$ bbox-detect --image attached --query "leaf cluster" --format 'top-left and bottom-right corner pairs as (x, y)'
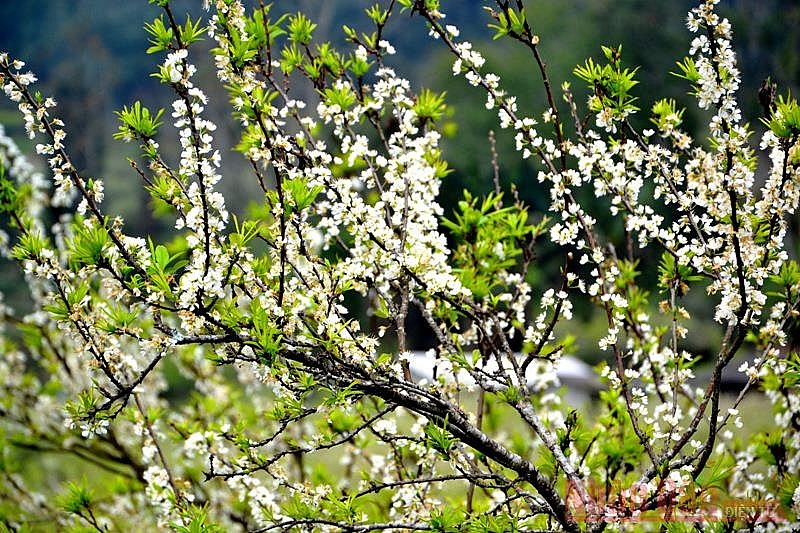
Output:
(442, 190), (545, 299)
(574, 45), (639, 117)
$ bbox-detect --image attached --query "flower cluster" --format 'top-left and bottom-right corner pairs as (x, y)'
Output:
(1, 54), (78, 207)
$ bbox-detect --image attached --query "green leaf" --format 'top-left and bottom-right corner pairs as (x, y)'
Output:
(114, 101), (164, 140)
(672, 56), (700, 83)
(658, 251), (702, 296)
(154, 244), (170, 269)
(287, 12), (316, 45)
(68, 218), (110, 269)
(506, 7), (526, 34)
(250, 300), (283, 362)
(147, 239), (187, 274)
(229, 215), (260, 247)
(365, 3), (389, 25)
(322, 82), (357, 110)
(61, 481), (93, 514)
(346, 50), (373, 78)
(280, 42), (304, 73)
(11, 230), (51, 261)
(226, 27), (259, 68)
(413, 88), (448, 123)
(171, 504), (225, 533)
(573, 57), (603, 86)
(696, 455), (734, 492)
(762, 92), (800, 139)
(574, 46), (639, 116)
(316, 42), (344, 74)
(424, 416), (457, 456)
(179, 15), (206, 46)
(144, 15), (173, 54)
(372, 297), (390, 319)
(97, 303), (141, 334)
(284, 177), (324, 212)
(442, 190), (542, 299)
(429, 507), (464, 532)
(651, 98), (685, 131)
(64, 389), (100, 422)
(487, 9), (510, 40)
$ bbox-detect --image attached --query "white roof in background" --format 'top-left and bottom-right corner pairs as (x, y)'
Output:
(405, 351), (600, 392)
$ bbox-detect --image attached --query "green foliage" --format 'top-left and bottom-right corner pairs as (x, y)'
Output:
(172, 505), (225, 533)
(60, 481), (93, 515)
(651, 98), (685, 131)
(442, 190), (545, 299)
(145, 13), (205, 54)
(279, 42), (303, 73)
(97, 303), (141, 334)
(347, 51), (372, 78)
(247, 6), (288, 49)
(43, 282), (90, 321)
(672, 56), (700, 84)
(429, 507), (464, 532)
(315, 42), (345, 76)
(695, 455), (735, 492)
(763, 92), (800, 140)
(68, 218), (110, 269)
(322, 84), (357, 111)
(413, 88), (448, 124)
(144, 238), (186, 296)
(754, 430), (786, 468)
(10, 229), (49, 261)
(365, 3), (389, 26)
(63, 390), (101, 428)
(228, 215), (260, 248)
(574, 45), (639, 116)
(283, 177), (323, 212)
(486, 6), (527, 40)
(424, 416), (457, 457)
(250, 297), (284, 363)
(177, 15), (206, 47)
(144, 15), (174, 54)
(767, 259), (800, 303)
(593, 389), (643, 477)
(0, 166), (27, 222)
(286, 12), (316, 46)
(658, 251), (703, 297)
(114, 101), (164, 140)
(465, 513), (520, 533)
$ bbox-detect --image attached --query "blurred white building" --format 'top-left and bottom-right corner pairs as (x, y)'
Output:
(406, 351), (601, 405)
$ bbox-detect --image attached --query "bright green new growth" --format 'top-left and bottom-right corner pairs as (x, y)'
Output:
(574, 45), (640, 116)
(114, 101), (164, 140)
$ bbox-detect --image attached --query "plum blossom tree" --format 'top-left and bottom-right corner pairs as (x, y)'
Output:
(1, 0), (800, 531)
